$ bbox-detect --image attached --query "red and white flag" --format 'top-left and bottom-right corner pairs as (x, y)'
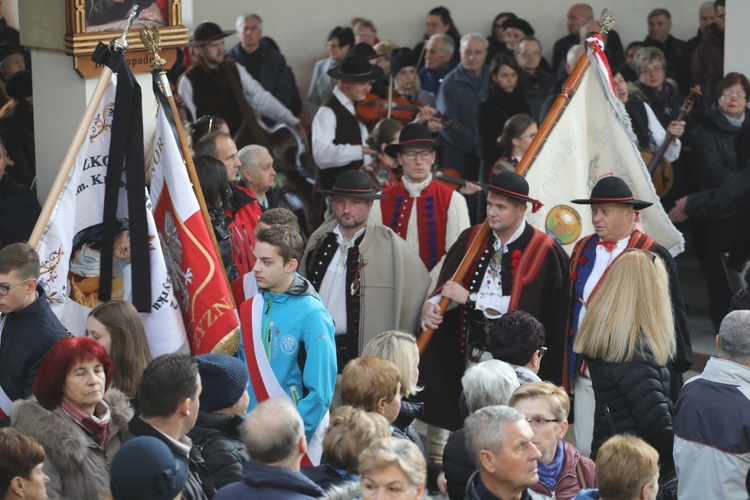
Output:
(149, 88), (240, 354)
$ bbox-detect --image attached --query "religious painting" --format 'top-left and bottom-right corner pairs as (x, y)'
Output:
(85, 0), (168, 33)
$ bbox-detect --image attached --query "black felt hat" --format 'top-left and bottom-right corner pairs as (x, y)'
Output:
(477, 171), (543, 213)
(351, 42), (378, 61)
(327, 53), (384, 81)
(187, 21), (235, 47)
(5, 70), (31, 99)
(317, 169), (387, 199)
(384, 123), (440, 158)
(571, 176), (653, 209)
(390, 47), (418, 77)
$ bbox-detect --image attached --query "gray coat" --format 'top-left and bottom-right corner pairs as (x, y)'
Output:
(11, 389), (133, 500)
(307, 58), (335, 117)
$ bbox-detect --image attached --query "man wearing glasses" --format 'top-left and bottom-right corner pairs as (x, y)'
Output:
(370, 123), (478, 276)
(0, 243), (67, 423)
(515, 36), (556, 122)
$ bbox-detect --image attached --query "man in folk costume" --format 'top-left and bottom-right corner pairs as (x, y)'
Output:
(419, 172), (570, 432)
(178, 22), (304, 143)
(567, 176), (693, 457)
(311, 53), (382, 190)
(300, 170), (431, 372)
(369, 123), (478, 279)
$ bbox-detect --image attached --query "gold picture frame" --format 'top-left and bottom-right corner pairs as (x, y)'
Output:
(65, 0), (188, 77)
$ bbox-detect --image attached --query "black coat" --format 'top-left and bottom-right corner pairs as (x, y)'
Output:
(443, 427), (474, 500)
(0, 286), (67, 422)
(478, 86), (530, 171)
(188, 411), (249, 490)
(391, 397), (442, 492)
(129, 416), (216, 500)
(0, 176), (40, 247)
(587, 345), (674, 477)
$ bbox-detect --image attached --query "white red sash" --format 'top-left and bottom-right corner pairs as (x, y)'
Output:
(241, 294), (328, 465)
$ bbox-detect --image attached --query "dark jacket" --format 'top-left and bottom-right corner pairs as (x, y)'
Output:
(466, 470), (551, 500)
(129, 416), (216, 500)
(392, 397), (442, 492)
(443, 427), (474, 500)
(188, 411), (249, 490)
(0, 286), (67, 412)
(0, 175), (40, 246)
(642, 34), (688, 94)
(478, 85), (531, 169)
(518, 69), (556, 122)
(587, 345), (674, 477)
(692, 23), (724, 108)
(214, 459), (324, 499)
(300, 464), (355, 491)
(531, 442), (596, 500)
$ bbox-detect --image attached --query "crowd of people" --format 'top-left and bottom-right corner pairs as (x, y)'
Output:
(1, 1), (750, 499)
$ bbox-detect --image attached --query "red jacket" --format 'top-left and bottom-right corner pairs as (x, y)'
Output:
(531, 442), (596, 500)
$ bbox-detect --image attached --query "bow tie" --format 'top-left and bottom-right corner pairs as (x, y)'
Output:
(597, 241), (617, 252)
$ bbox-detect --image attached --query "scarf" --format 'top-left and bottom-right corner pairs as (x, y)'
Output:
(636, 80), (677, 118)
(61, 398), (111, 448)
(537, 442), (565, 491)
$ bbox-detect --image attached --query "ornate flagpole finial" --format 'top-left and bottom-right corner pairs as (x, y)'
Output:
(599, 9), (616, 35)
(111, 4), (139, 53)
(140, 26), (167, 71)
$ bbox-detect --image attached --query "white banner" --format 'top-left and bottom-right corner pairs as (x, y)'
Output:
(524, 52), (684, 256)
(35, 73), (188, 357)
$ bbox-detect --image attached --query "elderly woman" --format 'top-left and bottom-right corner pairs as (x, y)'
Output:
(11, 337), (133, 500)
(86, 300), (152, 400)
(359, 437), (427, 500)
(574, 250), (676, 494)
(510, 382), (596, 499)
(632, 47), (684, 128)
(303, 405), (390, 492)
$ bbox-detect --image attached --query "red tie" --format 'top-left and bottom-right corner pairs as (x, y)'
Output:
(597, 241), (617, 252)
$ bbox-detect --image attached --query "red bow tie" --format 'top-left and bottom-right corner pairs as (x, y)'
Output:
(597, 241), (617, 252)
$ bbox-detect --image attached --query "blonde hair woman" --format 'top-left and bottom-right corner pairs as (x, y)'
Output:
(359, 437), (426, 500)
(573, 249), (676, 491)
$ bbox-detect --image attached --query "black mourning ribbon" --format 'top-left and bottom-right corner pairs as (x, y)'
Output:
(91, 42), (151, 312)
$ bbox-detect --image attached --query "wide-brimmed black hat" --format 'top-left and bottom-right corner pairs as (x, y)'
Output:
(5, 70), (31, 99)
(390, 47), (418, 77)
(351, 42), (378, 61)
(187, 21), (235, 47)
(571, 176), (653, 209)
(384, 123), (440, 158)
(317, 170), (387, 199)
(477, 172), (544, 213)
(327, 53), (384, 81)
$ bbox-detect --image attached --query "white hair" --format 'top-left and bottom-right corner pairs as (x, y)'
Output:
(462, 360), (520, 413)
(459, 33), (489, 52)
(429, 33), (454, 54)
(238, 144), (270, 173)
(464, 405), (526, 468)
(236, 13), (263, 31)
(566, 44), (585, 68)
(719, 311), (750, 363)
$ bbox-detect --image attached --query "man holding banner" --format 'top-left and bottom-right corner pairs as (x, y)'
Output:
(567, 176), (692, 456)
(418, 172), (569, 432)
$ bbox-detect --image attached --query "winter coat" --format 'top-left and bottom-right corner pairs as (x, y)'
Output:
(587, 345), (674, 477)
(188, 411), (248, 490)
(129, 415), (216, 500)
(214, 459), (324, 499)
(318, 481), (361, 500)
(0, 174), (40, 246)
(530, 442), (596, 500)
(0, 286), (68, 409)
(465, 471), (551, 499)
(391, 397), (442, 492)
(478, 85), (531, 169)
(301, 464), (356, 491)
(11, 389), (133, 500)
(443, 427), (474, 500)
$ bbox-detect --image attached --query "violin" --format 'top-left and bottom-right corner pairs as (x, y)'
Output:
(433, 168), (470, 191)
(355, 93), (423, 124)
(640, 86), (701, 197)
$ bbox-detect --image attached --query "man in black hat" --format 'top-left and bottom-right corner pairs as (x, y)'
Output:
(310, 53), (383, 190)
(567, 175), (692, 457)
(178, 21), (304, 145)
(418, 171), (569, 433)
(369, 123), (476, 275)
(301, 170), (430, 371)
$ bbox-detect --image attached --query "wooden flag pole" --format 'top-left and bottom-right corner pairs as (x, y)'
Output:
(417, 30), (595, 355)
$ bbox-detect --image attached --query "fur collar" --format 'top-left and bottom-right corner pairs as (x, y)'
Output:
(627, 77), (680, 103)
(11, 388), (133, 472)
(319, 480), (361, 500)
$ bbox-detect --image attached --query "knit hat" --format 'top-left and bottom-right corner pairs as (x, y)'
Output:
(390, 47), (418, 77)
(110, 436), (189, 500)
(195, 353), (249, 412)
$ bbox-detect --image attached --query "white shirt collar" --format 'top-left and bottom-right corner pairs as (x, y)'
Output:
(332, 85), (355, 114)
(493, 220), (526, 250)
(403, 174), (433, 197)
(334, 225), (366, 242)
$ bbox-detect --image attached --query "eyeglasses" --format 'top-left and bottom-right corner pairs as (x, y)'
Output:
(640, 66), (665, 75)
(519, 51), (541, 57)
(356, 32), (376, 39)
(527, 417), (560, 428)
(722, 91), (747, 100)
(401, 150), (434, 161)
(0, 279), (32, 297)
(538, 346), (548, 357)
